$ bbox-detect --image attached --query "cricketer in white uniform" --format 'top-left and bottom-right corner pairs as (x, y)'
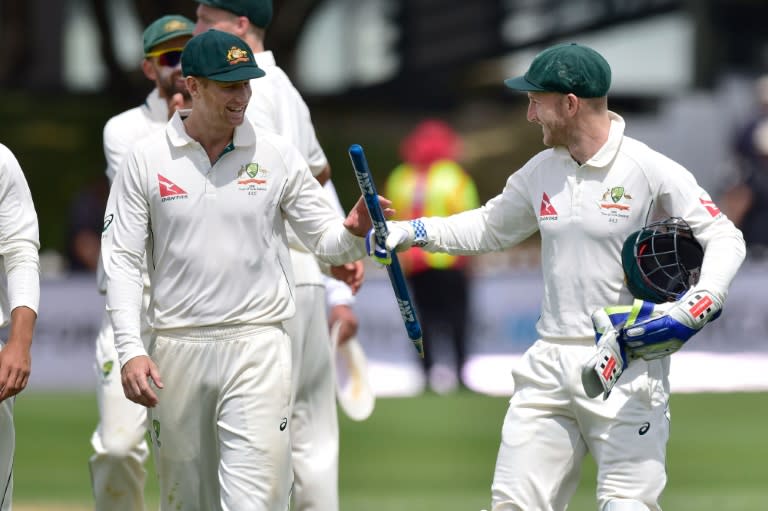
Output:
(89, 15), (195, 511)
(103, 30), (371, 511)
(0, 144), (40, 511)
(194, 3), (361, 509)
(379, 44), (746, 511)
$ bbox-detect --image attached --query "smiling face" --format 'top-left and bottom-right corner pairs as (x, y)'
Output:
(526, 91), (571, 148)
(189, 76), (252, 130)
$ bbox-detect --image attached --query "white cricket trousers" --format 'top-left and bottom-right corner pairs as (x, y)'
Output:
(283, 284), (339, 511)
(0, 343), (12, 511)
(148, 324), (293, 511)
(89, 311), (149, 511)
(491, 339), (669, 511)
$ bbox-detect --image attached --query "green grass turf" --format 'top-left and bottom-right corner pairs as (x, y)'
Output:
(10, 391), (768, 510)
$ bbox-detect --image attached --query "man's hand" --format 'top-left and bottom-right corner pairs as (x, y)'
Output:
(365, 219), (429, 264)
(330, 261), (364, 294)
(343, 195), (394, 237)
(121, 355), (164, 408)
(0, 306), (36, 402)
(329, 305), (359, 347)
(0, 341), (31, 403)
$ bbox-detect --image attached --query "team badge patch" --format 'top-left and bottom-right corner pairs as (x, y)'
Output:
(227, 46), (250, 65)
(238, 163), (268, 192)
(598, 185), (632, 220)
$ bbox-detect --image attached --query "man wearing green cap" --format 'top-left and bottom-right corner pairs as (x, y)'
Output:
(374, 43), (746, 511)
(194, 3), (363, 510)
(102, 29), (377, 511)
(90, 14), (194, 511)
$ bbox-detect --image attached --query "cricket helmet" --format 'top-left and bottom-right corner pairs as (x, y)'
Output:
(621, 217), (704, 303)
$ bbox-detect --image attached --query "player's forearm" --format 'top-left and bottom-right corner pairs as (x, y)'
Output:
(5, 248), (40, 315)
(698, 230), (746, 301)
(107, 274), (146, 366)
(6, 306), (37, 351)
(312, 226), (368, 266)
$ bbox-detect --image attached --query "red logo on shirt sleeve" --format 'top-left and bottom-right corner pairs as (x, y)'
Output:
(699, 197), (721, 217)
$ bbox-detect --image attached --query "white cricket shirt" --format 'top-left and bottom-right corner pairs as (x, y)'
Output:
(104, 113), (366, 365)
(0, 144), (40, 327)
(420, 112), (745, 340)
(97, 89), (166, 293)
(247, 51), (333, 287)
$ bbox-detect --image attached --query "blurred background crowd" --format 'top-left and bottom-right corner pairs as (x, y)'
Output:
(4, 0), (768, 278)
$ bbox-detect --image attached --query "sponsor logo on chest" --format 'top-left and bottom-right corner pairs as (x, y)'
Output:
(539, 192), (558, 220)
(158, 174), (188, 202)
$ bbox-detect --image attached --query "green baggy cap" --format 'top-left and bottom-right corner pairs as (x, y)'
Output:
(504, 43), (611, 98)
(197, 0), (273, 28)
(143, 15), (195, 54)
(182, 29), (265, 82)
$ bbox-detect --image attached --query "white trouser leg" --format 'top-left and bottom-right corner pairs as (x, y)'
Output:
(491, 342), (587, 511)
(0, 390), (13, 511)
(150, 325), (293, 511)
(284, 285), (339, 511)
(603, 500), (651, 510)
(89, 312), (149, 511)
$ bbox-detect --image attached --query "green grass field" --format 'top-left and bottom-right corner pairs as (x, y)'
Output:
(10, 391), (768, 510)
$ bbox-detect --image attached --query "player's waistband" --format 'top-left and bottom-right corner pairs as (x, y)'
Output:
(155, 323), (284, 342)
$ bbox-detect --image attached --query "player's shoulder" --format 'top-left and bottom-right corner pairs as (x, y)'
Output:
(253, 127), (298, 155)
(103, 104), (154, 141)
(619, 134), (688, 176)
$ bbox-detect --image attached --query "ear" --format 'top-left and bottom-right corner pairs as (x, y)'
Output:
(564, 93), (580, 116)
(234, 15), (251, 37)
(141, 59), (157, 82)
(186, 76), (200, 98)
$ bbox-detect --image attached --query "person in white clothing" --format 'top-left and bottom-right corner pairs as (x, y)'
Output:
(102, 29), (376, 511)
(89, 15), (195, 511)
(377, 43), (746, 511)
(0, 144), (40, 511)
(194, 3), (363, 509)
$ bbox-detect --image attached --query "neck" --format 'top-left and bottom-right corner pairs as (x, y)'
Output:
(568, 113), (612, 165)
(184, 113), (235, 164)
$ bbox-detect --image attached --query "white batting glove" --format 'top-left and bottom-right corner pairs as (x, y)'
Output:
(582, 308), (628, 400)
(365, 219), (429, 265)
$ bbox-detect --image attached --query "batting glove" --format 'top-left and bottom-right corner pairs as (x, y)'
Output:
(582, 307), (629, 399)
(621, 289), (722, 360)
(365, 219), (429, 265)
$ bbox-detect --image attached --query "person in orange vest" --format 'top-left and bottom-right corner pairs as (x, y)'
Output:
(384, 119), (480, 393)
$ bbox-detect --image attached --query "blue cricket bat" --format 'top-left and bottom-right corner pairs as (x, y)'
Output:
(348, 144), (425, 358)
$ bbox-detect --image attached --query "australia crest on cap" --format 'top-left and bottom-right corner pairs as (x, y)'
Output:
(164, 19), (190, 33)
(227, 46), (250, 65)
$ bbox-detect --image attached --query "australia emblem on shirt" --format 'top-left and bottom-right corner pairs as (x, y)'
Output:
(597, 186), (632, 220)
(238, 163), (268, 192)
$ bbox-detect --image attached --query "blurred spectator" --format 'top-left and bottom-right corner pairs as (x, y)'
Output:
(66, 176), (108, 272)
(721, 75), (768, 258)
(384, 119), (480, 393)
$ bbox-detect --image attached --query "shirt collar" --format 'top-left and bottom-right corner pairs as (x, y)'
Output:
(145, 88), (170, 123)
(252, 50), (275, 70)
(583, 111), (626, 168)
(166, 110), (257, 149)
